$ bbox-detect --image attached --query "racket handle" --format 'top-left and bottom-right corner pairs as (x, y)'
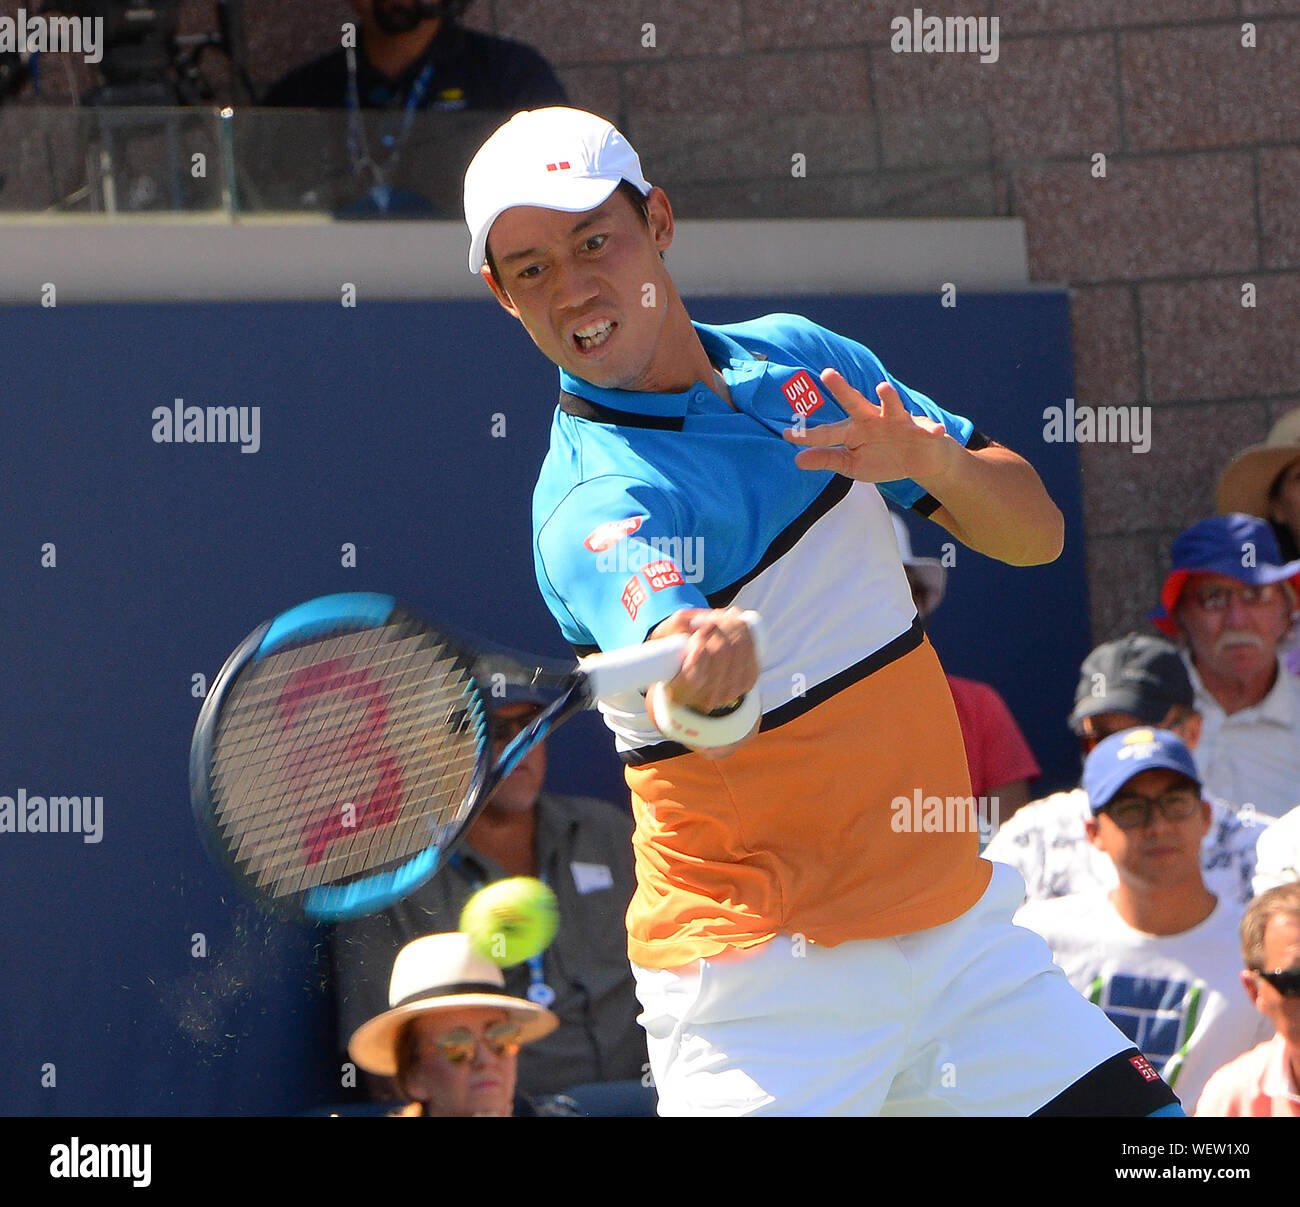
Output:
(579, 610), (763, 700)
(580, 634), (688, 700)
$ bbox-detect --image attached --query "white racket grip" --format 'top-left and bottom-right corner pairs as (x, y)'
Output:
(579, 610), (764, 702)
(579, 633), (688, 701)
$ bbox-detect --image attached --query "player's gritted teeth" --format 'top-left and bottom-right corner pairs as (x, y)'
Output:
(572, 318), (616, 353)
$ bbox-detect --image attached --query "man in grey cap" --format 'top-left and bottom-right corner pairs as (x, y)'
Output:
(984, 633), (1271, 904)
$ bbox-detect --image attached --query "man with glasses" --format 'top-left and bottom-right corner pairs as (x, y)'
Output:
(1151, 513), (1300, 818)
(1195, 883), (1300, 1116)
(985, 633), (1269, 905)
(333, 687), (647, 1105)
(1015, 728), (1272, 1110)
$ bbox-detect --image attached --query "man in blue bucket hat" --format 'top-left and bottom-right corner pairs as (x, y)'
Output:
(1149, 514), (1300, 818)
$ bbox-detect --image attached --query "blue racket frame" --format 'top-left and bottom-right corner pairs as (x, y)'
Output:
(190, 592), (494, 923)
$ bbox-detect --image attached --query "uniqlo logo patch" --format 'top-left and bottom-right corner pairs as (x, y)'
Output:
(583, 515), (646, 553)
(545, 161), (572, 172)
(782, 370), (825, 418)
(621, 575), (646, 620)
(1129, 1054), (1159, 1083)
(643, 560), (683, 591)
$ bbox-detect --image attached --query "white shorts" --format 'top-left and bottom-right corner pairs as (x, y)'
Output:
(633, 862), (1137, 1116)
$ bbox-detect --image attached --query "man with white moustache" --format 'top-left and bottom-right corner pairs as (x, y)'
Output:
(1149, 514), (1300, 819)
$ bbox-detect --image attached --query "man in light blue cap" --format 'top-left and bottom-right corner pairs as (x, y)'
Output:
(1016, 727), (1272, 1111)
(1149, 513), (1300, 818)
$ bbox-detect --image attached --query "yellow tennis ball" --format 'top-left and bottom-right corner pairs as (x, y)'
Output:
(459, 876), (559, 968)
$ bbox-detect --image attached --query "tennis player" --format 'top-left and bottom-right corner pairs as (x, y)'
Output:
(462, 107), (1183, 1117)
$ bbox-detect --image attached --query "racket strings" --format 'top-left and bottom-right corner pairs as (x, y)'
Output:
(217, 643), (479, 895)
(208, 622), (486, 900)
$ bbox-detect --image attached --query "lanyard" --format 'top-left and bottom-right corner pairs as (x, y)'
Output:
(344, 45), (435, 213)
(450, 853), (556, 1008)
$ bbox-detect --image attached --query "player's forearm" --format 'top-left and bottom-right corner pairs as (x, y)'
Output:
(917, 441), (1064, 566)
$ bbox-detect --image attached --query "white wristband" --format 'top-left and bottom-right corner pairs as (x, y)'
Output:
(649, 682), (762, 749)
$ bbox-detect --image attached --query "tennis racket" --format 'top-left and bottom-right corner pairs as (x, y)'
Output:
(190, 591), (759, 923)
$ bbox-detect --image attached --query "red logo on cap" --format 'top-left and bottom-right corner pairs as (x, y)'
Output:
(584, 515), (646, 553)
(621, 576), (646, 620)
(1129, 1054), (1159, 1082)
(545, 161), (572, 172)
(783, 370), (825, 419)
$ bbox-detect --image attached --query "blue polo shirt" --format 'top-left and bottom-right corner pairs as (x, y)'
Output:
(530, 311), (994, 964)
(533, 311), (977, 658)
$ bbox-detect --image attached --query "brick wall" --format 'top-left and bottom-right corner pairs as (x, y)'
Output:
(9, 0), (1296, 643)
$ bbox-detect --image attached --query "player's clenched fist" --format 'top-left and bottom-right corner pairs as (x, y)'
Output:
(645, 607), (761, 758)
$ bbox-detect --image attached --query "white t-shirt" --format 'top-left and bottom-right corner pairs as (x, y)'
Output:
(984, 787), (1271, 905)
(1187, 655), (1300, 819)
(1014, 890), (1272, 1111)
(1253, 803), (1300, 894)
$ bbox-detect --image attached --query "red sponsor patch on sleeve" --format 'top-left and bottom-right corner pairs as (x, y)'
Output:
(782, 370), (825, 419)
(1129, 1054), (1160, 1083)
(583, 515), (646, 553)
(621, 575), (646, 620)
(643, 559), (684, 592)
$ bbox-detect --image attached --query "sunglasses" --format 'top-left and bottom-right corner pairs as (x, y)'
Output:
(1101, 789), (1201, 831)
(1253, 966), (1300, 998)
(425, 1021), (522, 1064)
(491, 708), (545, 744)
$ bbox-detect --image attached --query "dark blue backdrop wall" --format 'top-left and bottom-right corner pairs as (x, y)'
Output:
(0, 290), (1086, 1115)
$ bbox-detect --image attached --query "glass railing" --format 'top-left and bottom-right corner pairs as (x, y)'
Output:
(0, 105), (506, 217)
(0, 104), (1000, 221)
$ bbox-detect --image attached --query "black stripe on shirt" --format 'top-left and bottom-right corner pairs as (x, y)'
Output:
(705, 475), (853, 608)
(558, 390), (684, 432)
(620, 615), (925, 766)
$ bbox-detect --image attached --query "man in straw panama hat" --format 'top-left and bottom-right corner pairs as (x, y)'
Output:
(1216, 406), (1300, 562)
(348, 932), (571, 1117)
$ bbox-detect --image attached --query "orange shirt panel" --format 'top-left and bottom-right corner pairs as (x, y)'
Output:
(625, 637), (993, 969)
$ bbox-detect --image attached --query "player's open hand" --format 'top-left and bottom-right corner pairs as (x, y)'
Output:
(783, 370), (954, 488)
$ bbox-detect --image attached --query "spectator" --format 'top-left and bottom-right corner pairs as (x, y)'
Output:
(348, 931), (573, 1117)
(984, 633), (1268, 905)
(1150, 514), (1300, 818)
(1216, 407), (1300, 676)
(333, 689), (647, 1102)
(1195, 883), (1300, 1117)
(1216, 406), (1300, 563)
(891, 511), (1039, 819)
(1015, 728), (1272, 1111)
(260, 2), (568, 215)
(262, 2), (567, 113)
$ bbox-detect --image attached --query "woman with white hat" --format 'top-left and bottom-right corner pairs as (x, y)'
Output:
(348, 932), (563, 1117)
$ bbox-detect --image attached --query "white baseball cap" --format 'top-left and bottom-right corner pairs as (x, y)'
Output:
(463, 107), (652, 274)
